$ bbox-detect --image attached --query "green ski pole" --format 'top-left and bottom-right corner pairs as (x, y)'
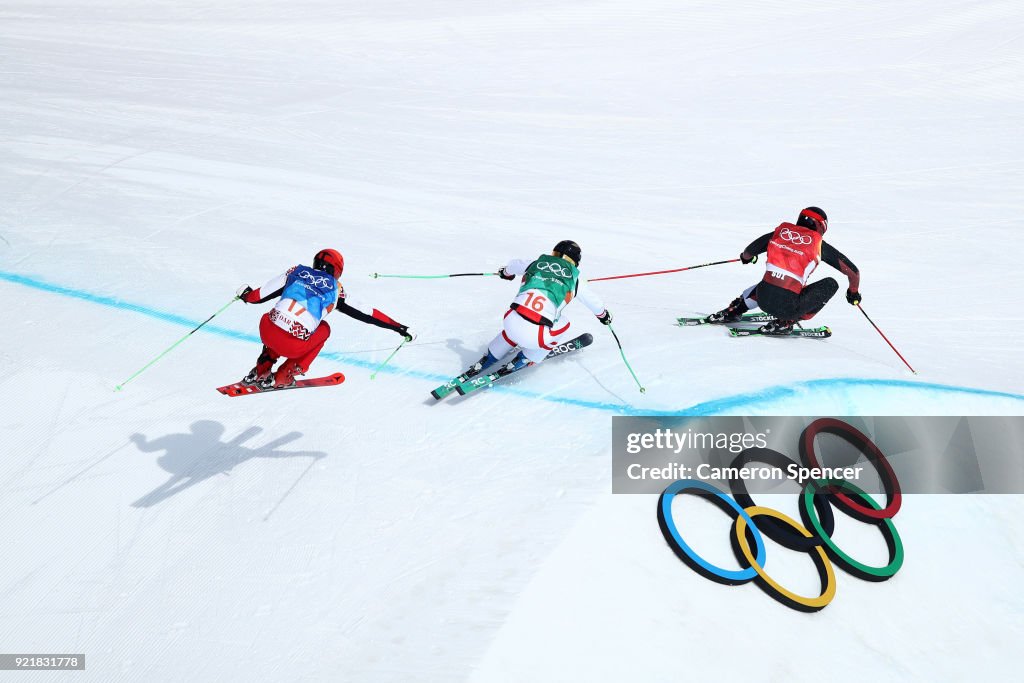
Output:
(607, 324), (646, 393)
(115, 295), (239, 391)
(370, 339), (409, 379)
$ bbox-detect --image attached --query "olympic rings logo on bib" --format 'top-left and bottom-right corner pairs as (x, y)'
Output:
(536, 261), (573, 278)
(779, 228), (813, 245)
(656, 418), (904, 612)
(299, 270), (332, 288)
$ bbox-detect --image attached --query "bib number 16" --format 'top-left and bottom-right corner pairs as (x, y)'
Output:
(523, 292), (547, 312)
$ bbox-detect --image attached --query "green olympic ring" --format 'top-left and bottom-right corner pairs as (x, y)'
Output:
(801, 479), (904, 581)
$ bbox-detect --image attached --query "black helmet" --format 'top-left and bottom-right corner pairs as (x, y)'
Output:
(796, 207), (828, 234)
(553, 240), (582, 266)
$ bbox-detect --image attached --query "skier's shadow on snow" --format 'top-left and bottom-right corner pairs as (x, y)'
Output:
(130, 421), (326, 508)
(445, 337), (483, 367)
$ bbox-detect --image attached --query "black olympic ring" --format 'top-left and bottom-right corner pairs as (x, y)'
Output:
(727, 447), (835, 551)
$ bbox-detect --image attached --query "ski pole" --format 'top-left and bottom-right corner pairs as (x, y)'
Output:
(115, 295), (240, 391)
(856, 304), (917, 374)
(589, 259), (740, 283)
(607, 324), (646, 393)
(370, 272), (498, 280)
(370, 339), (408, 379)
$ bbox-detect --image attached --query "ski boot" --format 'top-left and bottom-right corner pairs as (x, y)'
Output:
(261, 359), (303, 390)
(462, 351), (500, 380)
(705, 297), (749, 324)
(243, 349), (277, 385)
(758, 319), (795, 335)
(496, 351), (532, 377)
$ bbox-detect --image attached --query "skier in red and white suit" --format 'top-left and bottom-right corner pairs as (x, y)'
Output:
(706, 207), (861, 335)
(236, 248), (414, 388)
(456, 240), (611, 380)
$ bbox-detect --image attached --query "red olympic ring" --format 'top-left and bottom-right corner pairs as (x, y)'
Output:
(801, 418), (901, 521)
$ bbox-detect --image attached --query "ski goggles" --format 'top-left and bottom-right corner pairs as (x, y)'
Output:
(799, 208), (828, 233)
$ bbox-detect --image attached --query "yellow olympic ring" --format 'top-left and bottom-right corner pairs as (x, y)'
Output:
(733, 506), (837, 613)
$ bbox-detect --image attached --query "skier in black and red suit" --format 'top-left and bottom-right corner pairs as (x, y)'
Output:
(706, 207), (861, 335)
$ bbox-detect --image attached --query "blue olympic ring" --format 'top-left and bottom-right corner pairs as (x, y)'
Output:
(657, 480), (766, 585)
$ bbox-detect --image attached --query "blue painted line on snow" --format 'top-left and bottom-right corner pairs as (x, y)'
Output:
(3, 269), (1024, 415)
(675, 377), (1024, 416)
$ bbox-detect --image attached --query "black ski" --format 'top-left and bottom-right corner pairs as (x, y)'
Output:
(677, 312), (776, 326)
(729, 326), (832, 339)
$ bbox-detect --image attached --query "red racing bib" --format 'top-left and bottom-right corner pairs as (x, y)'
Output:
(763, 222), (822, 293)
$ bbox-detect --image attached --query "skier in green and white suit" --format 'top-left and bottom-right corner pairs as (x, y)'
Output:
(465, 240), (612, 378)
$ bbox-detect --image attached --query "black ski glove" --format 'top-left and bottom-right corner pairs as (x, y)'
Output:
(397, 325), (416, 342)
(497, 267), (516, 281)
(597, 310), (613, 325)
(741, 252), (758, 265)
(236, 285), (254, 302)
(846, 289), (862, 306)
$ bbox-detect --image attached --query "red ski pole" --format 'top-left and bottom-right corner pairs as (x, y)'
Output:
(856, 304), (917, 374)
(589, 259), (739, 283)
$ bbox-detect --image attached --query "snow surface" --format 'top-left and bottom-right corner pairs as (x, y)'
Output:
(1, 1), (1022, 681)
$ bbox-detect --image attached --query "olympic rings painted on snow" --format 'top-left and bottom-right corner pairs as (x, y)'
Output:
(801, 418), (902, 521)
(656, 419), (904, 611)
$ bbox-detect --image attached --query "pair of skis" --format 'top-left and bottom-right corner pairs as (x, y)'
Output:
(677, 312), (831, 339)
(216, 333), (594, 399)
(217, 373), (345, 397)
(430, 333), (594, 400)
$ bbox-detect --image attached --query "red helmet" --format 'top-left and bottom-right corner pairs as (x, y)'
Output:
(313, 249), (344, 277)
(797, 207), (828, 234)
